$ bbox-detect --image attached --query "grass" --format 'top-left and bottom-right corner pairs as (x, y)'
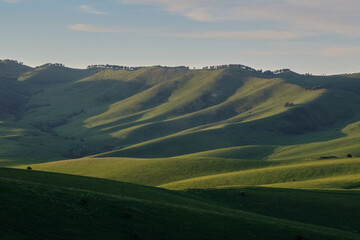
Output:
(1, 168), (359, 240)
(160, 158), (360, 190)
(188, 186), (360, 233)
(0, 60), (31, 79)
(26, 156), (280, 186)
(2, 62), (360, 239)
(0, 64), (359, 162)
(27, 156), (360, 192)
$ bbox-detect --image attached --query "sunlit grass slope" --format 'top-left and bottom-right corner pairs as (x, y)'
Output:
(29, 156), (360, 191)
(28, 156), (280, 186)
(0, 63), (359, 163)
(1, 168), (359, 240)
(160, 158), (360, 190)
(97, 85), (360, 158)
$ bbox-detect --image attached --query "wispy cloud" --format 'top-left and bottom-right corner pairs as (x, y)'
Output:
(242, 49), (314, 56)
(68, 23), (302, 40)
(68, 24), (119, 33)
(2, 0), (21, 3)
(321, 47), (360, 57)
(79, 5), (108, 15)
(67, 24), (154, 34)
(174, 30), (303, 40)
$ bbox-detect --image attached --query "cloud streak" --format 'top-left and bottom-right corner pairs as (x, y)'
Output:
(174, 31), (303, 40)
(67, 24), (155, 34)
(68, 24), (117, 33)
(2, 0), (21, 3)
(68, 23), (303, 40)
(79, 5), (107, 15)
(321, 47), (360, 57)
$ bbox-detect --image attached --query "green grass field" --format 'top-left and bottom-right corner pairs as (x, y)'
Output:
(1, 61), (360, 239)
(1, 168), (359, 240)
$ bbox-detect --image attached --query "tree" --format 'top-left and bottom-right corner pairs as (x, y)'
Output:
(284, 102), (294, 108)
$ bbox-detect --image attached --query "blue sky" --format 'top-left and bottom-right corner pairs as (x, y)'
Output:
(1, 0), (359, 74)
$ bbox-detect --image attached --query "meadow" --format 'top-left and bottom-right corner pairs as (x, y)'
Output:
(1, 60), (360, 239)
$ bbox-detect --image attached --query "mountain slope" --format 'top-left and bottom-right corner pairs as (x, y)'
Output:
(0, 62), (359, 164)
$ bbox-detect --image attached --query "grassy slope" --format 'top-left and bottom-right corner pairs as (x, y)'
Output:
(27, 115), (360, 190)
(30, 156), (360, 190)
(0, 60), (32, 79)
(188, 187), (360, 234)
(0, 77), (29, 117)
(160, 158), (360, 190)
(27, 156), (280, 186)
(96, 86), (360, 158)
(2, 64), (360, 239)
(1, 65), (360, 163)
(0, 66), (194, 162)
(1, 168), (358, 240)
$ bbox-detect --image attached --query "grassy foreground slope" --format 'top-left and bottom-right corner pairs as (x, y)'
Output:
(1, 168), (359, 240)
(30, 156), (360, 190)
(188, 187), (360, 234)
(160, 157), (360, 189)
(29, 121), (360, 189)
(28, 156), (279, 186)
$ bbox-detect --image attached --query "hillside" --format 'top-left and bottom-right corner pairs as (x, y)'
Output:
(0, 59), (32, 79)
(0, 63), (359, 163)
(1, 61), (360, 239)
(1, 168), (359, 240)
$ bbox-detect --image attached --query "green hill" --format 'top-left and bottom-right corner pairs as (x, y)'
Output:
(1, 61), (360, 239)
(0, 63), (359, 163)
(1, 168), (359, 240)
(0, 59), (32, 79)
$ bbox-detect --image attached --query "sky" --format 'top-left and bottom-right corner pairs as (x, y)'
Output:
(0, 0), (360, 75)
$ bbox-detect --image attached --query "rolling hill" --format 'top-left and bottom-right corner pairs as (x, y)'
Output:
(0, 62), (359, 163)
(1, 60), (360, 239)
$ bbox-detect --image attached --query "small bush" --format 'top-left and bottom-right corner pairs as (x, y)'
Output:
(284, 102), (294, 108)
(347, 154), (353, 158)
(26, 166), (32, 170)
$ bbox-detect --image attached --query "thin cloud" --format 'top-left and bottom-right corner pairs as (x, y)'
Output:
(242, 49), (314, 56)
(67, 24), (154, 34)
(67, 24), (302, 40)
(2, 0), (21, 3)
(79, 5), (108, 15)
(68, 22), (306, 41)
(322, 47), (360, 57)
(68, 24), (118, 33)
(174, 30), (303, 40)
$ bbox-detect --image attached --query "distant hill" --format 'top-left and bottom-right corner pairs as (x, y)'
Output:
(0, 59), (32, 79)
(0, 61), (359, 162)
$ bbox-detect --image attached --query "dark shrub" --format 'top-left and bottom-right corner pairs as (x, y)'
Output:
(284, 102), (294, 108)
